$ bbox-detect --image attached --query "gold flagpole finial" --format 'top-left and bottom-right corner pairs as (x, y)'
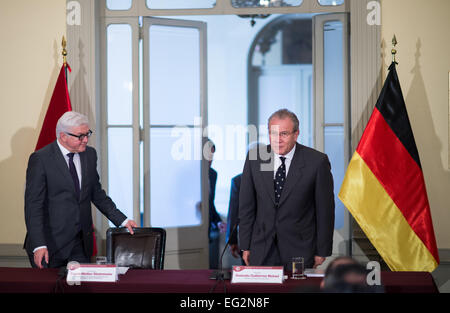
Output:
(391, 34), (398, 64)
(62, 36), (67, 66)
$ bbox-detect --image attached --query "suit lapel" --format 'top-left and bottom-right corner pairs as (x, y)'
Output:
(258, 148), (276, 205)
(51, 141), (76, 194)
(278, 143), (305, 206)
(79, 150), (88, 200)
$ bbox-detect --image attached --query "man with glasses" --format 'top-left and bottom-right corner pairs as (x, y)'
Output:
(24, 111), (137, 268)
(239, 109), (335, 269)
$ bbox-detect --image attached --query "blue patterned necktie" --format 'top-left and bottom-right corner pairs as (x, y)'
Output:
(67, 153), (80, 199)
(274, 157), (286, 205)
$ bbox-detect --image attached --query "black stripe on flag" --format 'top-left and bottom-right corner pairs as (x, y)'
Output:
(374, 62), (421, 168)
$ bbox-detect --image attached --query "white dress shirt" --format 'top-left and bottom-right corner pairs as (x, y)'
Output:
(57, 139), (82, 189)
(273, 144), (296, 179)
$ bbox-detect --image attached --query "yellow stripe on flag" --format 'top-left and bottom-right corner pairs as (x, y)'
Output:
(339, 153), (438, 272)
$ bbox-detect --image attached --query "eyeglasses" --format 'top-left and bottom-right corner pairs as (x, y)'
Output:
(65, 129), (93, 141)
(269, 130), (295, 138)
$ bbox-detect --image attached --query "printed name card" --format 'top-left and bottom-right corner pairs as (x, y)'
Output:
(231, 266), (284, 284)
(67, 264), (118, 284)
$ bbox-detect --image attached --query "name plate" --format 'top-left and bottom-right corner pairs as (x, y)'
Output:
(231, 266), (284, 284)
(67, 264), (118, 284)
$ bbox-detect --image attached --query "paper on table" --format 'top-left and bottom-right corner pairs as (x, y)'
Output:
(117, 267), (129, 275)
(304, 268), (325, 277)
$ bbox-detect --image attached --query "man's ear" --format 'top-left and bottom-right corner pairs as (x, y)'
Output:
(58, 132), (66, 142)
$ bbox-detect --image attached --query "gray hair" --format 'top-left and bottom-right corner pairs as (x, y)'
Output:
(267, 109), (300, 132)
(56, 111), (89, 139)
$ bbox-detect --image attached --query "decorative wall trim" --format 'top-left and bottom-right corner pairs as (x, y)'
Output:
(438, 248), (450, 264)
(66, 0), (105, 254)
(348, 0), (382, 259)
(349, 0), (382, 150)
(0, 244), (30, 268)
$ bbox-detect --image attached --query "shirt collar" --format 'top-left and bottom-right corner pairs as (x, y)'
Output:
(274, 144), (296, 161)
(56, 139), (72, 157)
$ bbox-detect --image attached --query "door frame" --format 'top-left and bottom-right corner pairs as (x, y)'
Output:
(142, 17), (209, 269)
(313, 13), (351, 257)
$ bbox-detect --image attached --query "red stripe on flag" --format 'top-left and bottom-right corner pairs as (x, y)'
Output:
(64, 64), (73, 112)
(35, 65), (72, 151)
(356, 108), (439, 262)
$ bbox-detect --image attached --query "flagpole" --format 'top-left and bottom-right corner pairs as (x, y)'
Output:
(391, 34), (398, 64)
(61, 36), (68, 84)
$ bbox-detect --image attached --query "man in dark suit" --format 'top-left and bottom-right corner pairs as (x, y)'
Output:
(206, 139), (226, 269)
(24, 111), (137, 269)
(226, 173), (242, 260)
(239, 109), (335, 269)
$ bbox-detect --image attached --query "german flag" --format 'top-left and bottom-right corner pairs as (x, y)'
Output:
(339, 62), (439, 271)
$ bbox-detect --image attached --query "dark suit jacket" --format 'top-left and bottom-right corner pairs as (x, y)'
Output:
(208, 167), (222, 235)
(238, 143), (335, 267)
(24, 141), (127, 260)
(226, 174), (242, 245)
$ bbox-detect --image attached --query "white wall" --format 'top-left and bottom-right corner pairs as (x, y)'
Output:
(381, 0), (450, 249)
(0, 0), (66, 244)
